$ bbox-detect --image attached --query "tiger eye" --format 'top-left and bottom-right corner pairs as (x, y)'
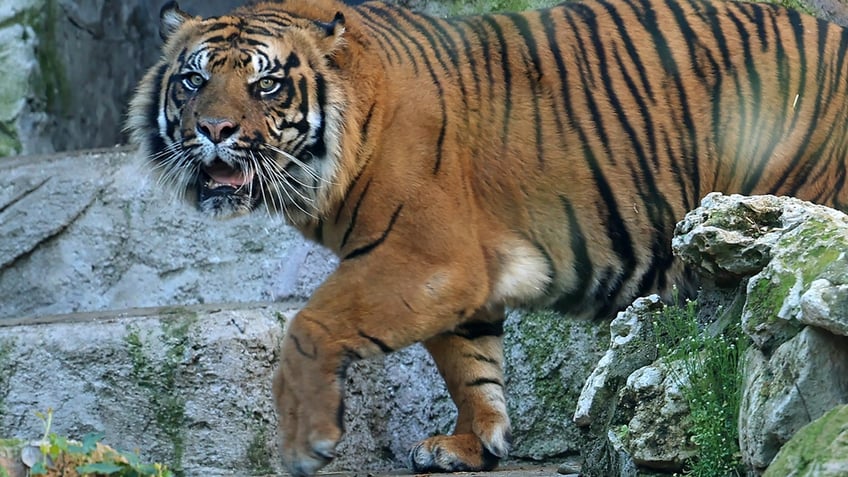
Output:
(185, 73), (204, 89)
(258, 77), (278, 92)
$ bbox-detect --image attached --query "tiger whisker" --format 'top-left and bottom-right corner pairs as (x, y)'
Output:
(255, 151), (319, 220)
(260, 143), (336, 185)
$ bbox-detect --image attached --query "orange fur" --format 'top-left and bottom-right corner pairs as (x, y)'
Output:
(128, 0), (848, 474)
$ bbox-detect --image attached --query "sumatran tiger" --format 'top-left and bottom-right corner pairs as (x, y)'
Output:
(127, 0), (848, 474)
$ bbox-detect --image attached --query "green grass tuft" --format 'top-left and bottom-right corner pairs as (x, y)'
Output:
(652, 290), (748, 477)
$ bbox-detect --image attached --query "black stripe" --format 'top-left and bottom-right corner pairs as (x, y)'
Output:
(358, 9), (417, 72)
(360, 101), (376, 143)
(772, 9), (817, 192)
(290, 334), (317, 360)
(481, 16), (513, 142)
(466, 378), (503, 387)
(506, 12), (545, 168)
(554, 196), (593, 312)
(550, 5), (637, 305)
(358, 330), (394, 353)
(463, 353), (499, 365)
(343, 204), (404, 260)
(364, 5), (448, 174)
(340, 179), (372, 249)
(303, 73), (328, 159)
(451, 19), (482, 101)
(453, 320), (504, 340)
(147, 63), (169, 156)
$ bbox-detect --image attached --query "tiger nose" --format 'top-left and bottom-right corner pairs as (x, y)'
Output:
(197, 118), (239, 143)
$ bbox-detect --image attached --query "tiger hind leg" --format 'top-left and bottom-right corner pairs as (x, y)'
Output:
(410, 310), (511, 472)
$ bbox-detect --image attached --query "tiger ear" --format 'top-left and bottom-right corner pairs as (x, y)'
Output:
(314, 12), (346, 52)
(160, 1), (193, 41)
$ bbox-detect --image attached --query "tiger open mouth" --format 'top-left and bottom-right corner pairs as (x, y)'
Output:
(197, 158), (258, 215)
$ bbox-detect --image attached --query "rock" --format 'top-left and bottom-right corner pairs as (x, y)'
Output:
(573, 295), (661, 477)
(673, 193), (848, 351)
(619, 359), (697, 470)
(0, 149), (337, 320)
(0, 0), (51, 156)
(674, 193), (848, 474)
(504, 309), (609, 460)
(0, 304), (457, 475)
(764, 404), (848, 477)
(799, 278), (848, 337)
(738, 327), (848, 473)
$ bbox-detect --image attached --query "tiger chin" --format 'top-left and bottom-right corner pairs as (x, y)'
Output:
(128, 0), (848, 475)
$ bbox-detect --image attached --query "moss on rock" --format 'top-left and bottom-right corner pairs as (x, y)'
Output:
(764, 404), (848, 476)
(125, 312), (197, 476)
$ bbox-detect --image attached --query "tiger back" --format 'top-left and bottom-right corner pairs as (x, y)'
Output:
(127, 0), (848, 474)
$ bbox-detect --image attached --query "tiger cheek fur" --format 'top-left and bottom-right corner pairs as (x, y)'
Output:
(128, 0), (848, 475)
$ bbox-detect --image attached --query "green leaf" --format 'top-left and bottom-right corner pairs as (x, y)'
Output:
(76, 462), (125, 474)
(30, 461), (48, 475)
(81, 432), (105, 453)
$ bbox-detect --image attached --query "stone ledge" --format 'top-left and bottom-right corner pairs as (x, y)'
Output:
(0, 302), (463, 475)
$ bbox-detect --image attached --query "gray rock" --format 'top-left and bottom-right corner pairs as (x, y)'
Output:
(0, 304), (456, 475)
(504, 309), (609, 460)
(619, 359), (697, 470)
(573, 295), (661, 477)
(0, 0), (51, 157)
(673, 192), (848, 351)
(738, 327), (848, 473)
(764, 404), (848, 477)
(674, 193), (848, 474)
(0, 149), (336, 320)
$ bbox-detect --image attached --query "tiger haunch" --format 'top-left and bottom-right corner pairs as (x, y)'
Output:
(128, 0), (848, 474)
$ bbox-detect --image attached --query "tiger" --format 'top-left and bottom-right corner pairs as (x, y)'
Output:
(127, 0), (848, 474)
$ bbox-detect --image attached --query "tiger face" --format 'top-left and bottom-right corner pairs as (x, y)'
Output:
(127, 3), (347, 224)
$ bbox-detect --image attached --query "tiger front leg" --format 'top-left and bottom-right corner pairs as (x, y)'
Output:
(410, 308), (511, 472)
(273, 256), (491, 476)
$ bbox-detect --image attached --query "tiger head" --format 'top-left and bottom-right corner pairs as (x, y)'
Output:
(127, 1), (348, 225)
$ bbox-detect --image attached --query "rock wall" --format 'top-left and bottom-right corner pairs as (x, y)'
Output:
(576, 193), (848, 476)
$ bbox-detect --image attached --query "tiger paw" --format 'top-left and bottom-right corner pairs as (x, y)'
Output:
(408, 434), (505, 472)
(274, 332), (344, 477)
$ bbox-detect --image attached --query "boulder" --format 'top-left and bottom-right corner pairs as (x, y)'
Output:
(0, 0), (51, 156)
(739, 327), (848, 472)
(673, 193), (848, 474)
(764, 404), (848, 477)
(573, 295), (661, 477)
(619, 359), (697, 470)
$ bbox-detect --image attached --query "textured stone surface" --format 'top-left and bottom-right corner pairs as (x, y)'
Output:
(0, 149), (337, 320)
(674, 193), (848, 474)
(0, 304), (456, 475)
(764, 404), (848, 477)
(739, 327), (848, 472)
(504, 310), (608, 460)
(573, 296), (661, 477)
(673, 193), (848, 351)
(619, 359), (697, 470)
(0, 0), (50, 156)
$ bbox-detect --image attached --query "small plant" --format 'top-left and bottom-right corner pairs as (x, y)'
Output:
(28, 408), (173, 477)
(653, 289), (748, 477)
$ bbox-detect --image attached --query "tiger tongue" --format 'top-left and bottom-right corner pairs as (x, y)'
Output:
(205, 162), (254, 187)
